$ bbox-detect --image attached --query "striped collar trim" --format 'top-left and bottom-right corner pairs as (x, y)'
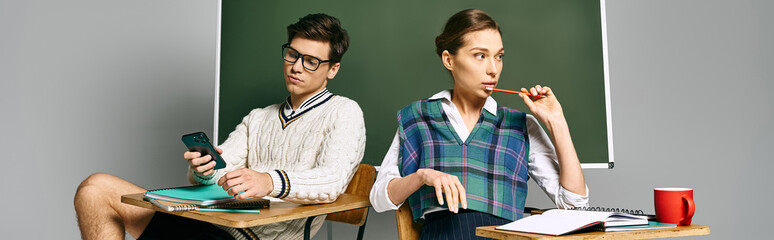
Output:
(278, 89), (334, 129)
(283, 88), (331, 117)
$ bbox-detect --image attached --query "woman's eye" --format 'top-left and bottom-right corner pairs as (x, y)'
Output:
(474, 53), (485, 59)
(496, 54), (504, 60)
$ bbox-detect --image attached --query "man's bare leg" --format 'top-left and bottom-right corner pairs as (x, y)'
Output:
(74, 173), (155, 240)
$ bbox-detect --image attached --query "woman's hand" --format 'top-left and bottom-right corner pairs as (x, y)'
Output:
(519, 85), (565, 129)
(417, 168), (467, 213)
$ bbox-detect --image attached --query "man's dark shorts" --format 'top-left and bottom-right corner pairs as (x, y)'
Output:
(137, 212), (235, 240)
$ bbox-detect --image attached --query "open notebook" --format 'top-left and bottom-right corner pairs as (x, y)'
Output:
(496, 209), (648, 236)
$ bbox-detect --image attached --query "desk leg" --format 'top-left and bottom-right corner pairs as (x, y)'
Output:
(356, 213), (368, 240)
(304, 216), (315, 240)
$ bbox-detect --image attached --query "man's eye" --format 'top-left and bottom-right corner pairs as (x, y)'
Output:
(305, 58), (319, 66)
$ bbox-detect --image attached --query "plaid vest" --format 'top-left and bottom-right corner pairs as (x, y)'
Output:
(397, 99), (530, 222)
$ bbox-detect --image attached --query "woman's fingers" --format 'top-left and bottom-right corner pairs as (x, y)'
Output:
(521, 85), (550, 99)
(423, 169), (468, 212)
(442, 180), (456, 212)
(434, 182), (445, 205)
(448, 178), (459, 213)
(520, 88), (536, 110)
(453, 177), (467, 209)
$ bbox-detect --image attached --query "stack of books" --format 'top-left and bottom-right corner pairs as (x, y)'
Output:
(144, 184), (269, 213)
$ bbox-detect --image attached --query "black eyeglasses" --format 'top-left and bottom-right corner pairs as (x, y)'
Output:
(282, 43), (333, 71)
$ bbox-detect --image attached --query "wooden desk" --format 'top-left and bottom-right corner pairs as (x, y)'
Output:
(121, 193), (370, 229)
(476, 225), (710, 240)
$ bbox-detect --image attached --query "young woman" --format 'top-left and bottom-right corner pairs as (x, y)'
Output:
(370, 9), (589, 239)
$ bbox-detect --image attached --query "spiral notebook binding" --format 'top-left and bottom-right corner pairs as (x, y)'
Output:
(146, 197), (269, 212)
(168, 204), (199, 211)
(568, 206), (646, 216)
(147, 198), (199, 212)
(200, 198), (270, 209)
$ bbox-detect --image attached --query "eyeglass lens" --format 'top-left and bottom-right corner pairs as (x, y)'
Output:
(283, 46), (322, 71)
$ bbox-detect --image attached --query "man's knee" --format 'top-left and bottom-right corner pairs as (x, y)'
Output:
(81, 172), (118, 185)
(74, 173), (120, 208)
(77, 172), (115, 192)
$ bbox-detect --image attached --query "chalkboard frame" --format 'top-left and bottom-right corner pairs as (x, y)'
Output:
(213, 0), (614, 169)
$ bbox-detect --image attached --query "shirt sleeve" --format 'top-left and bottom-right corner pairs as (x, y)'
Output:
(526, 114), (589, 209)
(369, 130), (404, 212)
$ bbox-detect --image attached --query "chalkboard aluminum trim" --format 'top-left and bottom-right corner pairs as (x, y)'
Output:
(580, 0), (614, 169)
(213, 0), (222, 145)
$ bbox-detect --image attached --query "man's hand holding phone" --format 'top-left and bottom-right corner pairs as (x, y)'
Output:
(181, 132), (274, 199)
(184, 148), (223, 177)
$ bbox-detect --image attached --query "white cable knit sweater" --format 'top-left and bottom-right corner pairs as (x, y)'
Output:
(188, 95), (366, 240)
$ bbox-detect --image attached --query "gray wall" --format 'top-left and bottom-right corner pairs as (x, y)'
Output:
(1, 0), (771, 239)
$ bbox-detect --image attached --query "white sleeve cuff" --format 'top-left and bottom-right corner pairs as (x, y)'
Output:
(381, 176), (403, 209)
(370, 175), (404, 212)
(556, 185), (590, 209)
(268, 170), (290, 198)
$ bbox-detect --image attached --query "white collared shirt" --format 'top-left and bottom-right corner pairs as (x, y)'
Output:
(370, 90), (589, 217)
(282, 88), (332, 117)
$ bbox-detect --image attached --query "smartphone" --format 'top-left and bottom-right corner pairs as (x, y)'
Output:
(182, 132), (226, 170)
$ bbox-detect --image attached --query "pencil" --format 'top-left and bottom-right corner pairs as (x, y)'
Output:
(486, 87), (537, 97)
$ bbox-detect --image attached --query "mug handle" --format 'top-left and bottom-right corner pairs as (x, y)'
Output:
(681, 195), (695, 222)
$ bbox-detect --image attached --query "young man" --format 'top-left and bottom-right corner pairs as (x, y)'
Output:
(74, 13), (366, 240)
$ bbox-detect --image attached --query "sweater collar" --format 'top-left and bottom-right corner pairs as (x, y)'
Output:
(279, 88), (334, 129)
(283, 88), (332, 118)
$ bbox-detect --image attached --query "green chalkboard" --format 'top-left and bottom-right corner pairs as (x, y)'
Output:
(216, 0), (613, 168)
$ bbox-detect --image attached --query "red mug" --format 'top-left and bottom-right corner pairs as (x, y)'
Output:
(654, 188), (695, 225)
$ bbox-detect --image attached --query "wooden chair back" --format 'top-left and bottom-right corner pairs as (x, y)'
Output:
(326, 164), (376, 226)
(395, 202), (423, 240)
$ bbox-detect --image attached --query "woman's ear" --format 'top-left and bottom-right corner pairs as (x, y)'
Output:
(442, 50), (454, 71)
